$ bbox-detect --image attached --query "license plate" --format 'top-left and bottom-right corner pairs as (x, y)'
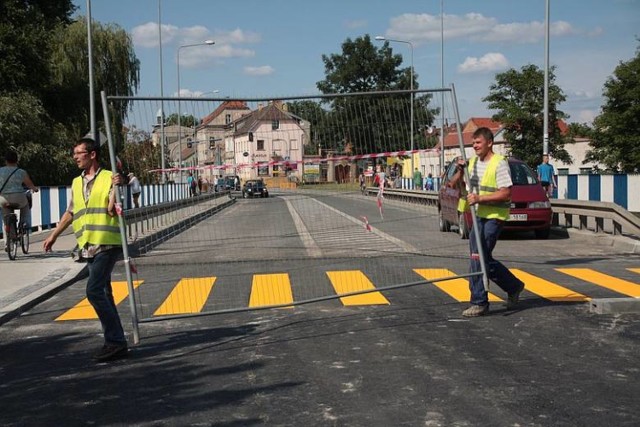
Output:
(509, 214), (528, 221)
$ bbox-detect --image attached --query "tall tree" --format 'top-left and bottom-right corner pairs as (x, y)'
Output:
(483, 64), (572, 169)
(585, 42), (640, 172)
(316, 35), (437, 155)
(48, 17), (140, 149)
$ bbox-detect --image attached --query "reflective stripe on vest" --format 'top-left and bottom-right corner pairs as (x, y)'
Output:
(457, 155), (510, 221)
(72, 170), (121, 247)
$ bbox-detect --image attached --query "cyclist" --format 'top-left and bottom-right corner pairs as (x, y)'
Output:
(0, 150), (39, 250)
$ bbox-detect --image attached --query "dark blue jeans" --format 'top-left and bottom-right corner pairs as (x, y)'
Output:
(86, 248), (126, 345)
(469, 218), (524, 306)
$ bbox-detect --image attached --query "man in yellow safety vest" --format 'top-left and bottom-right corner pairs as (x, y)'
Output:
(449, 127), (525, 317)
(43, 137), (128, 361)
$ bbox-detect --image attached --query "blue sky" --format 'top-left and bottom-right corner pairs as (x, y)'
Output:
(74, 0), (639, 124)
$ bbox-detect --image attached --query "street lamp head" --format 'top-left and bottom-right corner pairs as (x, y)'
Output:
(204, 40), (215, 45)
(374, 36), (386, 41)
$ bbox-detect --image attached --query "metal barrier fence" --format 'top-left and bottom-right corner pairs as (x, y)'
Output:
(101, 87), (490, 336)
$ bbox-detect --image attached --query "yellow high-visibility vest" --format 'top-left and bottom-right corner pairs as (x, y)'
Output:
(457, 155), (510, 221)
(72, 170), (121, 247)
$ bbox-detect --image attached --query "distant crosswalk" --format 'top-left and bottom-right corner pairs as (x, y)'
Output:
(55, 267), (640, 321)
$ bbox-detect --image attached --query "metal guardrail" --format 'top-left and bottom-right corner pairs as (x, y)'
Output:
(123, 191), (235, 255)
(367, 187), (640, 239)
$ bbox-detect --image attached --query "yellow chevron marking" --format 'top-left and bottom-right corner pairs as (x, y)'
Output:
(413, 269), (503, 302)
(56, 280), (143, 321)
(249, 273), (294, 308)
(628, 268), (640, 275)
(510, 269), (589, 302)
(556, 268), (640, 298)
(154, 277), (216, 315)
(326, 270), (390, 306)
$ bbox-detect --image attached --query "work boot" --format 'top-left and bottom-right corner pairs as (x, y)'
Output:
(506, 283), (525, 310)
(92, 343), (128, 362)
(462, 304), (489, 317)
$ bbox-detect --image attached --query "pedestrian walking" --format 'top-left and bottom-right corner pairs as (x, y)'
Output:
(449, 127), (525, 317)
(128, 172), (141, 208)
(537, 154), (556, 198)
(413, 168), (423, 190)
(43, 137), (128, 361)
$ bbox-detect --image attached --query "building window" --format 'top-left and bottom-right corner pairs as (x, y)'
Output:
(579, 167), (592, 175)
(558, 168), (569, 176)
(225, 114), (231, 124)
(257, 140), (265, 151)
(258, 164), (269, 176)
(272, 119), (279, 130)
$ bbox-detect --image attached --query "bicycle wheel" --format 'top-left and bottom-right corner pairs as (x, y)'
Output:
(20, 223), (29, 254)
(7, 222), (18, 260)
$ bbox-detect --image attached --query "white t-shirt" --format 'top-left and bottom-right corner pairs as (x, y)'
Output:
(468, 156), (512, 193)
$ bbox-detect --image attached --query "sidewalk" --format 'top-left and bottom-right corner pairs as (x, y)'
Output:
(0, 229), (86, 326)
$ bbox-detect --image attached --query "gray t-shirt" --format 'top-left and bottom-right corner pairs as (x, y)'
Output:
(468, 156), (512, 193)
(0, 166), (27, 194)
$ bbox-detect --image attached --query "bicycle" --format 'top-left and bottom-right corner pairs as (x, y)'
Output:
(4, 203), (29, 260)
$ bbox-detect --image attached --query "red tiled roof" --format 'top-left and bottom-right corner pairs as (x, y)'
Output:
(200, 100), (250, 126)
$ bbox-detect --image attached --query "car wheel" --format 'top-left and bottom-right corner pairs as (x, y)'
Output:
(534, 227), (550, 239)
(458, 213), (469, 239)
(438, 210), (450, 232)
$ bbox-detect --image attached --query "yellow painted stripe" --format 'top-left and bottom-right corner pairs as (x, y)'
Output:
(56, 280), (143, 321)
(154, 277), (216, 315)
(510, 269), (589, 302)
(556, 268), (640, 298)
(413, 269), (503, 302)
(326, 271), (390, 306)
(248, 273), (294, 308)
(628, 268), (640, 275)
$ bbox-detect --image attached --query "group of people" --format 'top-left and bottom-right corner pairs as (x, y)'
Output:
(1, 128), (560, 362)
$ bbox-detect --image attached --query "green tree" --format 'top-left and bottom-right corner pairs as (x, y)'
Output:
(48, 17), (140, 150)
(585, 42), (640, 172)
(483, 64), (572, 169)
(316, 35), (437, 155)
(165, 113), (199, 128)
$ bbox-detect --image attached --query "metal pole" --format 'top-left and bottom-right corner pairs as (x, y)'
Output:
(100, 91), (140, 344)
(177, 47), (182, 184)
(158, 0), (166, 186)
(440, 0), (446, 181)
(86, 0), (96, 141)
(450, 84), (490, 292)
(409, 42), (414, 177)
(543, 0), (550, 155)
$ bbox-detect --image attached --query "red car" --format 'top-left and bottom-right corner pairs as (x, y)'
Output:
(438, 157), (552, 239)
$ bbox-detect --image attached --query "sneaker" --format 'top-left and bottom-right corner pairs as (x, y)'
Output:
(92, 343), (128, 362)
(462, 304), (489, 317)
(506, 283), (525, 310)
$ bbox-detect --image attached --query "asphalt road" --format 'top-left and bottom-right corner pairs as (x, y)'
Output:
(1, 189), (639, 426)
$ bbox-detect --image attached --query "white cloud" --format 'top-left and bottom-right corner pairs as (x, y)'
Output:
(457, 53), (509, 74)
(244, 66), (275, 76)
(131, 22), (179, 48)
(386, 13), (580, 45)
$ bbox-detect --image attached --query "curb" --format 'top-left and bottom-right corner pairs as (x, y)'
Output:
(0, 263), (87, 326)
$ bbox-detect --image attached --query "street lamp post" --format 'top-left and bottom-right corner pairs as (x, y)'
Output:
(375, 36), (414, 177)
(177, 40), (214, 183)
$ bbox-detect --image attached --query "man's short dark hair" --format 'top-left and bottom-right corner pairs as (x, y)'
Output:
(5, 150), (18, 163)
(472, 127), (494, 143)
(76, 136), (100, 156)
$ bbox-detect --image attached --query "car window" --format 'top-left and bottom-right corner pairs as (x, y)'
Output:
(509, 162), (538, 185)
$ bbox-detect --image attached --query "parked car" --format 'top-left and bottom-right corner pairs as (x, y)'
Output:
(214, 178), (227, 192)
(242, 179), (269, 198)
(438, 157), (552, 239)
(224, 175), (241, 191)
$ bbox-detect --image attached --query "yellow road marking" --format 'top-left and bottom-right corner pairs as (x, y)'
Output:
(56, 280), (143, 321)
(326, 271), (390, 306)
(556, 268), (640, 297)
(154, 277), (216, 315)
(249, 273), (294, 308)
(628, 268), (640, 275)
(413, 269), (503, 302)
(510, 269), (589, 302)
